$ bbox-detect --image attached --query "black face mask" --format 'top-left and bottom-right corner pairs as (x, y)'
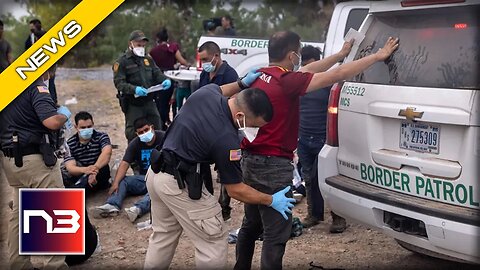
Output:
(30, 29), (35, 33)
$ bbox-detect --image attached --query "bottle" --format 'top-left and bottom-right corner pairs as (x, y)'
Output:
(136, 219), (152, 231)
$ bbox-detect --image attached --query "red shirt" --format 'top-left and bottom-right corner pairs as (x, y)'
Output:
(149, 42), (179, 71)
(241, 66), (314, 159)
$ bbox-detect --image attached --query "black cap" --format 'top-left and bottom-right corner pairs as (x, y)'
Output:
(129, 30), (149, 42)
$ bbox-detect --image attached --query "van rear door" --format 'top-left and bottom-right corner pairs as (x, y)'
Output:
(337, 5), (479, 210)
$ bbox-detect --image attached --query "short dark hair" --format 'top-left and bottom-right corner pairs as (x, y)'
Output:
(223, 15), (234, 28)
(301, 45), (321, 62)
(268, 31), (301, 62)
(29, 18), (42, 29)
(206, 21), (216, 32)
(156, 28), (168, 42)
(0, 20), (4, 27)
(198, 41), (220, 55)
(74, 111), (93, 125)
(134, 117), (152, 130)
(237, 88), (273, 122)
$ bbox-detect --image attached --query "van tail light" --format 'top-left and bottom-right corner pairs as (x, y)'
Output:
(196, 50), (203, 71)
(326, 82), (343, 147)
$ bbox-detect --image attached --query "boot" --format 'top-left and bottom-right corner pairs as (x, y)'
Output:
(329, 211), (347, 233)
(302, 215), (320, 228)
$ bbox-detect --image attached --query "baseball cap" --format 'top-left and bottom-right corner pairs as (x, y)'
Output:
(129, 30), (149, 42)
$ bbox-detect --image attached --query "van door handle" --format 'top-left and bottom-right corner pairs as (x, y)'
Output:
(371, 149), (461, 179)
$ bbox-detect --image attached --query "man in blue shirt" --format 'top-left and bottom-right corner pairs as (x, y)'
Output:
(198, 41), (238, 88)
(198, 41), (239, 221)
(298, 45), (346, 232)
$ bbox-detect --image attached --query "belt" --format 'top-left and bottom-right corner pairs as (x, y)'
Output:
(2, 145), (41, 158)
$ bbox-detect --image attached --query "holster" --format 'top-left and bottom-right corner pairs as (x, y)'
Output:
(40, 134), (57, 167)
(116, 93), (129, 113)
(12, 132), (23, 168)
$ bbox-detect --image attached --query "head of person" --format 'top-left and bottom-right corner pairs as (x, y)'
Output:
(198, 41), (222, 73)
(156, 27), (168, 43)
(206, 21), (216, 34)
(230, 88), (273, 142)
(74, 111), (95, 141)
(134, 117), (155, 143)
(268, 31), (302, 72)
(129, 30), (149, 57)
(301, 45), (321, 66)
(221, 15), (234, 29)
(29, 18), (42, 33)
(0, 20), (4, 38)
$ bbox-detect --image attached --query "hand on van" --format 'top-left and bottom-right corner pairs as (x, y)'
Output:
(375, 37), (399, 61)
(339, 40), (354, 59)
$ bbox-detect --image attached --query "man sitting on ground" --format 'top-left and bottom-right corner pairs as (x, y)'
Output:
(92, 117), (164, 222)
(62, 111), (112, 194)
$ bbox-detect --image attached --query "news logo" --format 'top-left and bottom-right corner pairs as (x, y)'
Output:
(19, 188), (85, 255)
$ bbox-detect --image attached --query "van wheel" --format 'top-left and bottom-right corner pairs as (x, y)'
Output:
(395, 239), (470, 264)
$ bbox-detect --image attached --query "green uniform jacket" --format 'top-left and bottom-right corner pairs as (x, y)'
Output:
(113, 50), (168, 106)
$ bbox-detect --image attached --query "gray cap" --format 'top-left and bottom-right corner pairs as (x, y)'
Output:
(129, 30), (149, 42)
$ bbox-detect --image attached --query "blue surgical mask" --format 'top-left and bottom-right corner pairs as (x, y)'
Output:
(139, 129), (154, 143)
(202, 56), (216, 73)
(292, 52), (301, 72)
(79, 128), (93, 140)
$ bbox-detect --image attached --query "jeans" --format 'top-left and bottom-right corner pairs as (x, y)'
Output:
(106, 175), (151, 215)
(64, 165), (111, 195)
(235, 152), (293, 270)
(297, 135), (325, 220)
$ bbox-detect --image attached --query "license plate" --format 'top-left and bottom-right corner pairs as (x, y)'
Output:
(400, 122), (440, 154)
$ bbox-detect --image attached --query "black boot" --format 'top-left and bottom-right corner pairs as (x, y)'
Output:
(329, 211), (346, 233)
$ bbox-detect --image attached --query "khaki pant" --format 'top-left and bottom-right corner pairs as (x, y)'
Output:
(144, 169), (227, 270)
(1, 154), (67, 270)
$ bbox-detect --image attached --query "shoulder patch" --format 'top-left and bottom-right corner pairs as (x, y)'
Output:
(229, 149), (242, 161)
(113, 62), (119, 73)
(37, 86), (50, 93)
(144, 58), (150, 66)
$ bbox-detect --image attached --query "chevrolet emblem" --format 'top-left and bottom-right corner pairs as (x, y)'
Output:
(398, 107), (424, 121)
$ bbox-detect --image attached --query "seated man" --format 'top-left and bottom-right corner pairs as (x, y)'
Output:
(62, 111), (112, 194)
(92, 117), (164, 222)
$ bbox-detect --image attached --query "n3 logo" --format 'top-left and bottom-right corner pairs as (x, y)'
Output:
(23, 210), (80, 234)
(19, 189), (85, 255)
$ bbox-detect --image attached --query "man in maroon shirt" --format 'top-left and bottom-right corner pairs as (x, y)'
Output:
(234, 31), (399, 270)
(149, 28), (190, 130)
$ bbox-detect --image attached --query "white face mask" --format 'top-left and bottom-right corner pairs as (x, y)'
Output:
(43, 79), (49, 89)
(131, 43), (145, 57)
(236, 115), (259, 143)
(291, 51), (301, 72)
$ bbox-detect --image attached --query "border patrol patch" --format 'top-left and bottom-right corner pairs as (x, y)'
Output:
(144, 59), (150, 66)
(37, 86), (49, 93)
(229, 149), (242, 161)
(113, 62), (119, 73)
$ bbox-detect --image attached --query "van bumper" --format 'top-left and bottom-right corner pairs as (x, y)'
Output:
(318, 145), (480, 264)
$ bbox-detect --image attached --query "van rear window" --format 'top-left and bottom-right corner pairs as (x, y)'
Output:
(353, 6), (479, 89)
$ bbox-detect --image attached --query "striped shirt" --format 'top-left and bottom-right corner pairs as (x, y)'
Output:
(64, 130), (111, 166)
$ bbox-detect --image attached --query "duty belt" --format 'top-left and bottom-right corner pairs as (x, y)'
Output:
(2, 145), (41, 158)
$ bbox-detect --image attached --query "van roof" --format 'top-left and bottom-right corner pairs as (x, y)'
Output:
(369, 0), (478, 13)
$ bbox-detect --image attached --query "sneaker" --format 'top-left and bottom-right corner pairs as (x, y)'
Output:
(92, 204), (120, 219)
(125, 206), (141, 223)
(293, 191), (304, 203)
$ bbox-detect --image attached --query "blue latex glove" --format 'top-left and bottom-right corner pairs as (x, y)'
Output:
(57, 105), (71, 119)
(241, 68), (262, 87)
(135, 86), (148, 96)
(161, 79), (172, 90)
(270, 186), (296, 220)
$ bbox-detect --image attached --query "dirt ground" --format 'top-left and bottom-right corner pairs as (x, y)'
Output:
(0, 68), (477, 269)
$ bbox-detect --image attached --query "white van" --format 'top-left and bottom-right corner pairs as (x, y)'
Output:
(318, 0), (479, 264)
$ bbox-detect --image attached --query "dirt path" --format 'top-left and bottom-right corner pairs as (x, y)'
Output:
(0, 69), (477, 269)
